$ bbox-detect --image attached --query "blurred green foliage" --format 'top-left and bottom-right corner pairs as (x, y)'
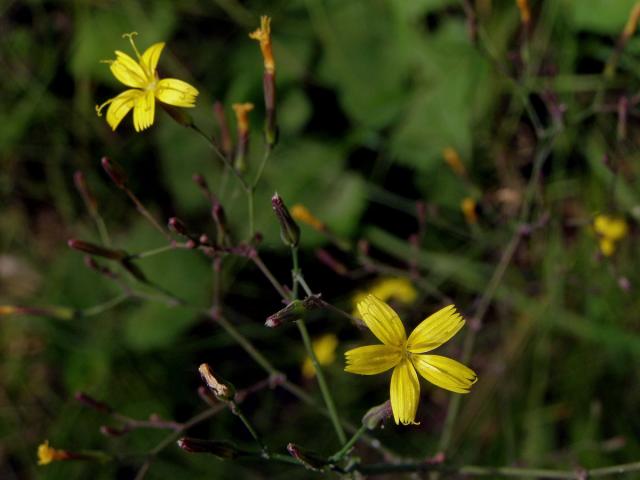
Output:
(2, 0), (640, 479)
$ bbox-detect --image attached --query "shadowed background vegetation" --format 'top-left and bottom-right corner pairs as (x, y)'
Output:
(2, 0), (640, 478)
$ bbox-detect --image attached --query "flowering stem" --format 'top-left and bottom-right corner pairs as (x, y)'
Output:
(251, 254), (290, 299)
(81, 293), (130, 317)
(123, 187), (172, 241)
(329, 423), (367, 462)
(229, 401), (269, 458)
(128, 244), (176, 260)
(215, 314), (276, 375)
(291, 245), (347, 446)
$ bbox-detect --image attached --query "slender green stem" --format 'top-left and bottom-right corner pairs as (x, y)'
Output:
(329, 423), (367, 462)
(94, 215), (111, 247)
(248, 188), (255, 237)
(291, 246), (300, 299)
(123, 188), (171, 241)
(215, 315), (277, 375)
(252, 145), (272, 188)
(230, 401), (269, 458)
(128, 244), (175, 260)
(81, 293), (130, 317)
(251, 254), (290, 299)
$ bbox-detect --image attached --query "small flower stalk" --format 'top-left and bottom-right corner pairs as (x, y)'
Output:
(250, 16), (278, 147)
(232, 102), (254, 173)
(271, 193), (300, 248)
(95, 32), (198, 132)
(73, 171), (98, 216)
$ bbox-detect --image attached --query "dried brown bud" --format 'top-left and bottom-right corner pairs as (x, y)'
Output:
(198, 363), (235, 401)
(271, 193), (300, 248)
(100, 157), (127, 189)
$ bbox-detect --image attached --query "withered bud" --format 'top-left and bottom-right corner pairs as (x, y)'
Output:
(100, 157), (127, 189)
(68, 239), (127, 261)
(212, 202), (228, 235)
(362, 400), (392, 430)
(271, 193), (300, 248)
(192, 173), (211, 196)
(75, 392), (113, 414)
(168, 217), (190, 237)
(198, 363), (235, 401)
(286, 443), (327, 471)
(161, 103), (194, 128)
(177, 437), (240, 459)
(73, 171), (98, 215)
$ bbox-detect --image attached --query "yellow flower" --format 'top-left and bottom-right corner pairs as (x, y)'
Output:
(442, 147), (467, 177)
(249, 16), (275, 74)
(461, 197), (478, 225)
(593, 214), (628, 256)
(37, 441), (68, 465)
(291, 204), (325, 231)
(352, 277), (417, 317)
(345, 295), (477, 425)
(232, 103), (254, 136)
(96, 32), (199, 132)
(302, 334), (338, 379)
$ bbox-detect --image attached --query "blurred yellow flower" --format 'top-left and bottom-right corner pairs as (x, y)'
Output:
(37, 441), (67, 465)
(345, 295), (477, 425)
(442, 147), (467, 177)
(593, 214), (628, 256)
(302, 334), (338, 379)
(291, 204), (325, 231)
(461, 197), (478, 225)
(352, 277), (417, 317)
(96, 32), (199, 132)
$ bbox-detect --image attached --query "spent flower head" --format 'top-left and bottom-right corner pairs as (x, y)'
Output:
(96, 32), (199, 132)
(345, 295), (477, 425)
(249, 16), (275, 74)
(37, 441), (69, 465)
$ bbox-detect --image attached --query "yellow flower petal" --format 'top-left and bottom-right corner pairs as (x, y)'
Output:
(103, 89), (142, 131)
(412, 354), (477, 393)
(155, 78), (199, 107)
(357, 294), (406, 347)
(110, 50), (148, 88)
(390, 359), (420, 425)
(406, 305), (465, 353)
(132, 90), (155, 132)
(344, 344), (402, 375)
(140, 42), (165, 77)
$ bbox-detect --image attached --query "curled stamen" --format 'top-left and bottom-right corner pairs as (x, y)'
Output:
(95, 99), (113, 117)
(122, 32), (141, 59)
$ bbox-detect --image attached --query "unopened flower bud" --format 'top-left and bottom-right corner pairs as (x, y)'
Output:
(265, 299), (304, 328)
(75, 392), (113, 414)
(198, 363), (235, 401)
(73, 171), (98, 215)
(212, 201), (228, 239)
(68, 239), (127, 261)
(286, 443), (327, 471)
(362, 400), (392, 430)
(168, 217), (190, 237)
(100, 157), (127, 189)
(271, 193), (300, 247)
(177, 437), (241, 459)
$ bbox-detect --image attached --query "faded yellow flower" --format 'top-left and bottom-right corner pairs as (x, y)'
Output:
(291, 204), (325, 231)
(461, 197), (478, 225)
(593, 214), (628, 256)
(96, 32), (199, 132)
(302, 334), (338, 379)
(37, 441), (68, 465)
(345, 295), (477, 425)
(442, 147), (467, 177)
(249, 16), (275, 73)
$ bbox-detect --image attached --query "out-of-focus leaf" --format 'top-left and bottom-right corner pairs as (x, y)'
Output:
(564, 0), (638, 34)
